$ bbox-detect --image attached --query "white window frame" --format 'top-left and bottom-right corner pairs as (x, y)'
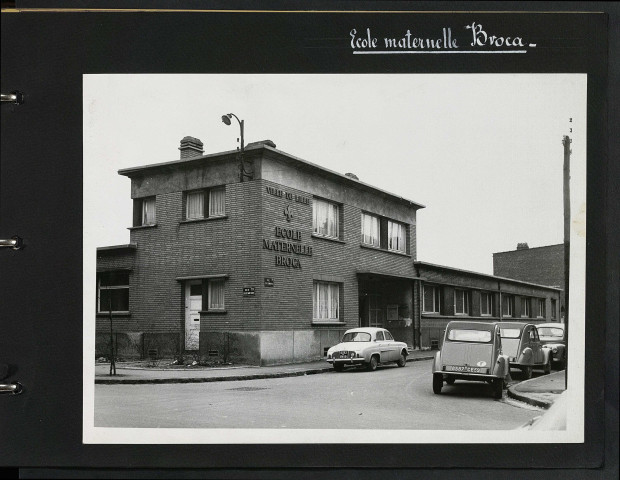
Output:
(454, 288), (470, 315)
(502, 295), (514, 317)
(208, 186), (226, 217)
(97, 272), (129, 313)
(207, 279), (225, 310)
(423, 285), (442, 313)
(480, 291), (493, 316)
(186, 190), (205, 220)
(521, 297), (531, 318)
(387, 220), (406, 253)
(312, 198), (340, 239)
(360, 212), (380, 247)
(141, 196), (156, 225)
(313, 281), (340, 321)
(537, 299), (546, 318)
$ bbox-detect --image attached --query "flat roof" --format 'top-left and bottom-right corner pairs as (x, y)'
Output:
(118, 143), (425, 210)
(414, 261), (562, 291)
(492, 243), (564, 255)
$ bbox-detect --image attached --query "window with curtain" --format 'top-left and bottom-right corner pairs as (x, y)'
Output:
(480, 291), (493, 316)
(141, 197), (156, 225)
(186, 191), (204, 219)
(361, 213), (380, 246)
(387, 220), (406, 253)
(209, 187), (226, 217)
(537, 299), (546, 318)
(313, 281), (340, 321)
(502, 295), (514, 317)
(208, 279), (225, 310)
(522, 297), (531, 317)
(312, 198), (339, 238)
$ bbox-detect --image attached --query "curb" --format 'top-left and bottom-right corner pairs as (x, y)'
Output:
(506, 385), (554, 409)
(95, 355), (434, 385)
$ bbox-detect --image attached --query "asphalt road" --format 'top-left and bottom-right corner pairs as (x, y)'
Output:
(94, 360), (539, 429)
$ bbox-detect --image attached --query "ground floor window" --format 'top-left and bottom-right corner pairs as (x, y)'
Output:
(98, 271), (129, 313)
(551, 299), (557, 319)
(502, 294), (515, 317)
(522, 297), (531, 318)
(454, 288), (470, 315)
(480, 291), (494, 316)
(537, 298), (546, 318)
(368, 294), (382, 327)
(208, 279), (225, 310)
(313, 281), (340, 321)
(423, 285), (442, 313)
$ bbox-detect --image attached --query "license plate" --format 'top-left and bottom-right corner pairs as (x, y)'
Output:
(445, 365), (486, 373)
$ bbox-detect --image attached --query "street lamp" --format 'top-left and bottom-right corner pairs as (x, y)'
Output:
(222, 113), (251, 182)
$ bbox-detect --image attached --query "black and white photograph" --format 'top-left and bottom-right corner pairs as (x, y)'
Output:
(83, 73), (587, 443)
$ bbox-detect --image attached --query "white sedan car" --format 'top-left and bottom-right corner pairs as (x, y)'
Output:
(326, 327), (408, 372)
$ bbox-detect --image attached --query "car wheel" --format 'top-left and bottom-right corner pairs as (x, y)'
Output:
(543, 359), (551, 375)
(333, 363), (344, 372)
(433, 373), (443, 394)
(446, 376), (455, 385)
(367, 356), (378, 371)
(397, 353), (406, 367)
(492, 378), (503, 399)
(521, 366), (533, 380)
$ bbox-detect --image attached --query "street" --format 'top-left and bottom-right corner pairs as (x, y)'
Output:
(94, 360), (539, 429)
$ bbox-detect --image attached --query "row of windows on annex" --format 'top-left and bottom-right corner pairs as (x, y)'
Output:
(313, 197), (409, 254)
(132, 187), (227, 227)
(97, 271), (343, 324)
(96, 272), (226, 314)
(422, 284), (557, 320)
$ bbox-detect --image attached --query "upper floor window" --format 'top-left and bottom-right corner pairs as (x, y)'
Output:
(98, 271), (129, 313)
(480, 291), (494, 316)
(387, 220), (406, 253)
(502, 294), (515, 317)
(185, 186), (226, 220)
(423, 285), (442, 313)
(522, 297), (531, 318)
(313, 198), (339, 239)
(134, 196), (156, 226)
(454, 289), (470, 315)
(537, 298), (546, 318)
(361, 213), (380, 247)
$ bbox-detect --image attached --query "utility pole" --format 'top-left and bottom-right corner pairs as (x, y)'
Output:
(562, 134), (571, 389)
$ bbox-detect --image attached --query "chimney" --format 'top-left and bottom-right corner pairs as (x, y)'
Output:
(179, 136), (204, 159)
(516, 242), (529, 250)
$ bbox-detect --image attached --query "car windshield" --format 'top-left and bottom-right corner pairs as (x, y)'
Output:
(537, 327), (564, 338)
(342, 332), (371, 342)
(446, 329), (492, 343)
(500, 328), (522, 339)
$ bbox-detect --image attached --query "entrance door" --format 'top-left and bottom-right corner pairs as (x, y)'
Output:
(185, 281), (202, 350)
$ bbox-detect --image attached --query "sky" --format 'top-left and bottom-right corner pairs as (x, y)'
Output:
(83, 74), (587, 275)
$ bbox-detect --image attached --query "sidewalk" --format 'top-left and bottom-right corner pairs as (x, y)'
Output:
(507, 370), (566, 409)
(95, 350), (435, 385)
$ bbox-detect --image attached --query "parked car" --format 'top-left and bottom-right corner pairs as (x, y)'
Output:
(536, 323), (566, 369)
(326, 327), (408, 372)
(431, 321), (510, 399)
(499, 322), (552, 378)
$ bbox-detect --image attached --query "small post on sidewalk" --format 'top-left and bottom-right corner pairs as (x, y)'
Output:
(562, 134), (571, 389)
(109, 298), (116, 376)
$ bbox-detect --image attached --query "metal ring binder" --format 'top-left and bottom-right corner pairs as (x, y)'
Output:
(1, 91), (24, 104)
(0, 382), (23, 395)
(0, 236), (23, 250)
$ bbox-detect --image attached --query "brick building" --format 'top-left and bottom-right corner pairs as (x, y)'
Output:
(96, 137), (424, 365)
(414, 261), (562, 349)
(493, 243), (565, 320)
(96, 137), (563, 364)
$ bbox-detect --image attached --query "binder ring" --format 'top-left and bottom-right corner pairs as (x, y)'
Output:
(0, 382), (23, 395)
(0, 236), (23, 250)
(1, 91), (24, 104)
